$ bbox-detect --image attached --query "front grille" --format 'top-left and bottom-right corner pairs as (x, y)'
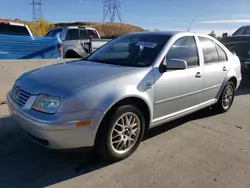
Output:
(10, 84), (31, 107)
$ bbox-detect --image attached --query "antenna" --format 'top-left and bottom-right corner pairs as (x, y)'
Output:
(103, 0), (122, 23)
(30, 0), (43, 21)
(187, 15), (198, 32)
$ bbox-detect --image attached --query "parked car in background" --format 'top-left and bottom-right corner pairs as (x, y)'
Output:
(7, 31), (241, 161)
(221, 25), (250, 72)
(0, 21), (62, 59)
(45, 26), (111, 58)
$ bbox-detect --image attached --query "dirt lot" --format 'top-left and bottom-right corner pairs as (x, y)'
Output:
(0, 74), (249, 188)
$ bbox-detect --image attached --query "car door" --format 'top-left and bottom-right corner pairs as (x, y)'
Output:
(198, 37), (228, 103)
(153, 36), (203, 120)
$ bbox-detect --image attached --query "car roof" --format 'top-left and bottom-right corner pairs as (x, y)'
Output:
(125, 31), (211, 38)
(0, 21), (26, 27)
(49, 26), (96, 31)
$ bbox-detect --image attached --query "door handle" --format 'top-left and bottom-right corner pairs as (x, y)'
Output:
(195, 72), (202, 78)
(222, 66), (227, 71)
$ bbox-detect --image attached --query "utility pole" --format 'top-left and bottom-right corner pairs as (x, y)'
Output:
(103, 0), (122, 23)
(30, 0), (43, 21)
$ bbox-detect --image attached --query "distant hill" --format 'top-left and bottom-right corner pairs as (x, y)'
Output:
(54, 21), (145, 37)
(0, 18), (145, 37)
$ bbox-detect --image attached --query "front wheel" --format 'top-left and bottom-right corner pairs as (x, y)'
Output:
(95, 105), (145, 161)
(212, 81), (235, 113)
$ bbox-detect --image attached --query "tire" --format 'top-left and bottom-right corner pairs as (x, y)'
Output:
(95, 105), (145, 162)
(212, 81), (235, 113)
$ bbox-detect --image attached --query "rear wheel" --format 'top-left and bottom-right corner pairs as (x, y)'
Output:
(95, 105), (145, 161)
(212, 81), (235, 113)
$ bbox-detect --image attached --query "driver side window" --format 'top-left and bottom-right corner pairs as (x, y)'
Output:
(167, 36), (199, 68)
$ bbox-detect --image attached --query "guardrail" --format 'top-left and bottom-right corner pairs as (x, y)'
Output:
(0, 34), (62, 60)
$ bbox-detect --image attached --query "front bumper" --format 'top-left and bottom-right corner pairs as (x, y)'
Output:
(7, 95), (104, 149)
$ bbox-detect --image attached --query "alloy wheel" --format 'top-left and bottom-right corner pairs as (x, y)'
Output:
(110, 112), (141, 155)
(222, 84), (234, 109)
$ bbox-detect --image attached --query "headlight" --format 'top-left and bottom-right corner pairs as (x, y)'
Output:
(32, 94), (63, 114)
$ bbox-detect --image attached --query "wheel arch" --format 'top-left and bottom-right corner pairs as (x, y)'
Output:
(216, 76), (237, 99)
(64, 49), (81, 58)
(228, 77), (237, 89)
(94, 96), (152, 146)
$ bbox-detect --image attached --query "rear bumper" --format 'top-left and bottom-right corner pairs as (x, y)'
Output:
(7, 96), (104, 149)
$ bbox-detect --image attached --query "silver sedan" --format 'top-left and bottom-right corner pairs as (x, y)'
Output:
(7, 31), (242, 161)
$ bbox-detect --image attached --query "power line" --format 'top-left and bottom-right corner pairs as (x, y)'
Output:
(30, 0), (43, 21)
(103, 0), (122, 23)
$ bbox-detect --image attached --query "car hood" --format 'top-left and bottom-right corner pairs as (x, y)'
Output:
(18, 60), (140, 97)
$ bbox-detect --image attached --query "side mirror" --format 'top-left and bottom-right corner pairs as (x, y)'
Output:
(159, 59), (187, 73)
(222, 33), (228, 37)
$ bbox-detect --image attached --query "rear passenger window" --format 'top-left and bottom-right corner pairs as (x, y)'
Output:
(65, 29), (79, 40)
(80, 29), (88, 39)
(199, 37), (219, 64)
(167, 36), (199, 67)
(215, 43), (228, 61)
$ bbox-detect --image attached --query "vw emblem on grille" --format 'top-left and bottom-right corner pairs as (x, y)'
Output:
(13, 89), (19, 100)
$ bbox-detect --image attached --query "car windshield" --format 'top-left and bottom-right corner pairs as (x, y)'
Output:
(233, 26), (250, 36)
(44, 28), (62, 38)
(86, 33), (171, 67)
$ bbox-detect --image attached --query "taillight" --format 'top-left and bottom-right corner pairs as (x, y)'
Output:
(58, 43), (63, 58)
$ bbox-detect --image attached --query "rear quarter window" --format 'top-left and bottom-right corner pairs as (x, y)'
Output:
(215, 43), (228, 62)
